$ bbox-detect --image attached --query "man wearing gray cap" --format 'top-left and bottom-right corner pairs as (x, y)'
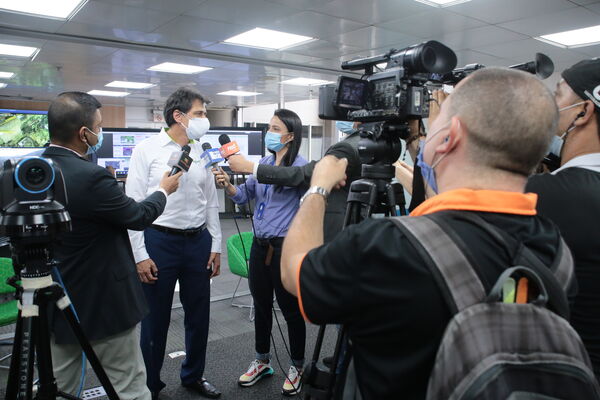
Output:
(526, 58), (600, 378)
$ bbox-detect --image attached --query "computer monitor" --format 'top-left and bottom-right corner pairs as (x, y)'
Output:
(96, 128), (160, 177)
(0, 109), (49, 158)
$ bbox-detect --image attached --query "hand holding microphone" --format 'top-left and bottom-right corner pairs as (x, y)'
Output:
(160, 144), (191, 195)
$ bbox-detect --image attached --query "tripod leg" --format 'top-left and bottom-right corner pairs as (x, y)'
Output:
(60, 306), (120, 400)
(35, 290), (61, 400)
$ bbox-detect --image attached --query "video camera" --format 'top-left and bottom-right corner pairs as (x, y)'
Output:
(0, 157), (71, 274)
(319, 40), (457, 124)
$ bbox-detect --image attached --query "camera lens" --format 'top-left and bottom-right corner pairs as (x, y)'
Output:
(15, 157), (55, 194)
(25, 166), (46, 186)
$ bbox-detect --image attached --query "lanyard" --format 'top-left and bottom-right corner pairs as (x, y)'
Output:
(256, 158), (276, 220)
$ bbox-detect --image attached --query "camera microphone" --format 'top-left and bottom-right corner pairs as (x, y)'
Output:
(200, 142), (224, 169)
(167, 144), (192, 176)
(218, 134), (240, 160)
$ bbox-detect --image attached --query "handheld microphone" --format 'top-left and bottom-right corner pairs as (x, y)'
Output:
(167, 144), (192, 176)
(200, 142), (224, 169)
(218, 134), (240, 160)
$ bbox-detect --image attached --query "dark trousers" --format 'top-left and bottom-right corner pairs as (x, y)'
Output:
(249, 239), (306, 364)
(140, 227), (212, 392)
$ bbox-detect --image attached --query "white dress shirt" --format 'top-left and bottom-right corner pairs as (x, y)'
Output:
(127, 128), (222, 263)
(552, 153), (600, 175)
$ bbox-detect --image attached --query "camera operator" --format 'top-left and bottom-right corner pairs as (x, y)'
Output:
(225, 120), (362, 242)
(280, 68), (563, 399)
(526, 58), (600, 379)
(43, 92), (181, 399)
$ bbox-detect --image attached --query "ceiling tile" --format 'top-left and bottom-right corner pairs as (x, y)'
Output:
(499, 7), (600, 37)
(184, 0), (299, 27)
(473, 38), (589, 65)
(286, 40), (362, 59)
(380, 9), (485, 37)
(68, 0), (178, 33)
(263, 11), (367, 39)
(97, 0), (209, 14)
(262, 0), (337, 10)
(332, 26), (421, 49)
(149, 16), (252, 49)
(308, 0), (431, 24)
(428, 25), (528, 52)
(449, 0), (576, 24)
(0, 11), (65, 33)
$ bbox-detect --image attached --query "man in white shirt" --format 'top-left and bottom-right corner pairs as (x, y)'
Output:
(127, 87), (222, 399)
(526, 58), (600, 379)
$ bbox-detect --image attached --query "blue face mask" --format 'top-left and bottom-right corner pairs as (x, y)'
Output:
(336, 121), (354, 134)
(85, 127), (104, 155)
(265, 131), (288, 152)
(416, 122), (450, 194)
(548, 135), (564, 158)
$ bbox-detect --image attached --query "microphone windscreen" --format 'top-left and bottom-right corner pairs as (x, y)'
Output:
(218, 134), (231, 146)
(202, 142), (212, 151)
(181, 145), (191, 154)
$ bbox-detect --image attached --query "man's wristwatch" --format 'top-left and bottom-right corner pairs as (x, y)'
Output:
(300, 186), (329, 206)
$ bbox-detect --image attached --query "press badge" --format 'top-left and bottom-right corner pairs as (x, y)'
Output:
(256, 202), (266, 219)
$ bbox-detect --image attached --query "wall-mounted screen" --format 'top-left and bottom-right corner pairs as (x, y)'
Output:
(0, 109), (49, 149)
(95, 128), (160, 177)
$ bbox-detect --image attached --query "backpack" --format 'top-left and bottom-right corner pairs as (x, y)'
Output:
(342, 212), (600, 399)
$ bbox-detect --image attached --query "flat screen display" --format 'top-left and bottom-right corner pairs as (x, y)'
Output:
(0, 109), (49, 148)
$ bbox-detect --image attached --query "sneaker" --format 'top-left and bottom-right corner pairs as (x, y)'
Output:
(238, 359), (274, 387)
(282, 365), (302, 396)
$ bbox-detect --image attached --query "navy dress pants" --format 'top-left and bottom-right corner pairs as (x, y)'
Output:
(140, 227), (212, 392)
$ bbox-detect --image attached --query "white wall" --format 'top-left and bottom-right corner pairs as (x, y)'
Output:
(125, 106), (164, 129)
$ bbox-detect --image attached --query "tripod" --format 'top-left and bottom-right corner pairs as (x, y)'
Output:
(4, 261), (120, 400)
(302, 163), (407, 400)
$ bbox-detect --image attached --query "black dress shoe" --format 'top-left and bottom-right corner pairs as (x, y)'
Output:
(182, 378), (221, 399)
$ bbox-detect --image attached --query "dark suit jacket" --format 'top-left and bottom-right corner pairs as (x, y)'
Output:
(256, 132), (361, 242)
(43, 146), (167, 344)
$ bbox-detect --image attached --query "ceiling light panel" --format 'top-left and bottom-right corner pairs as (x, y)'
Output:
(147, 62), (213, 74)
(414, 0), (472, 7)
(217, 90), (262, 96)
(281, 78), (334, 86)
(223, 28), (315, 50)
(0, 72), (15, 79)
(536, 25), (600, 48)
(106, 81), (156, 89)
(88, 90), (130, 97)
(0, 44), (39, 58)
(0, 0), (88, 19)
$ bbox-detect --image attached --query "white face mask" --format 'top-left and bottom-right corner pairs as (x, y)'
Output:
(181, 113), (210, 140)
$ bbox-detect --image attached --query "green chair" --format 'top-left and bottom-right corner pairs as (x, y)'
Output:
(0, 257), (18, 369)
(227, 232), (254, 321)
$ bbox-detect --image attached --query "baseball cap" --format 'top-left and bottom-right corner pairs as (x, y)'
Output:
(562, 58), (600, 109)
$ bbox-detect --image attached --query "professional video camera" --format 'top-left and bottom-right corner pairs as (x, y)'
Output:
(431, 52), (555, 85)
(319, 40), (457, 124)
(0, 157), (71, 273)
(0, 157), (120, 400)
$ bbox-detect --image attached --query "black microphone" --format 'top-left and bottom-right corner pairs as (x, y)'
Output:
(167, 144), (192, 176)
(202, 142), (211, 152)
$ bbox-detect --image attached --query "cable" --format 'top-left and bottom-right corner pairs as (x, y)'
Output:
(53, 266), (86, 398)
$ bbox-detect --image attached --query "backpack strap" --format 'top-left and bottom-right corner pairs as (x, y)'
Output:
(390, 216), (485, 313)
(428, 211), (572, 319)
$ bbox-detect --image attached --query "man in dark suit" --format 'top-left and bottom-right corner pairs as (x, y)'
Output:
(43, 92), (181, 400)
(226, 121), (362, 242)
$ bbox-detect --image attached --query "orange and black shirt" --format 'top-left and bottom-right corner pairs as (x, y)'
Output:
(298, 189), (562, 400)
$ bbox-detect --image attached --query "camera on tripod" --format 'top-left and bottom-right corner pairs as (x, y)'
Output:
(0, 157), (71, 275)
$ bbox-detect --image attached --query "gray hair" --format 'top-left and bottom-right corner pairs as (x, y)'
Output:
(448, 67), (558, 175)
